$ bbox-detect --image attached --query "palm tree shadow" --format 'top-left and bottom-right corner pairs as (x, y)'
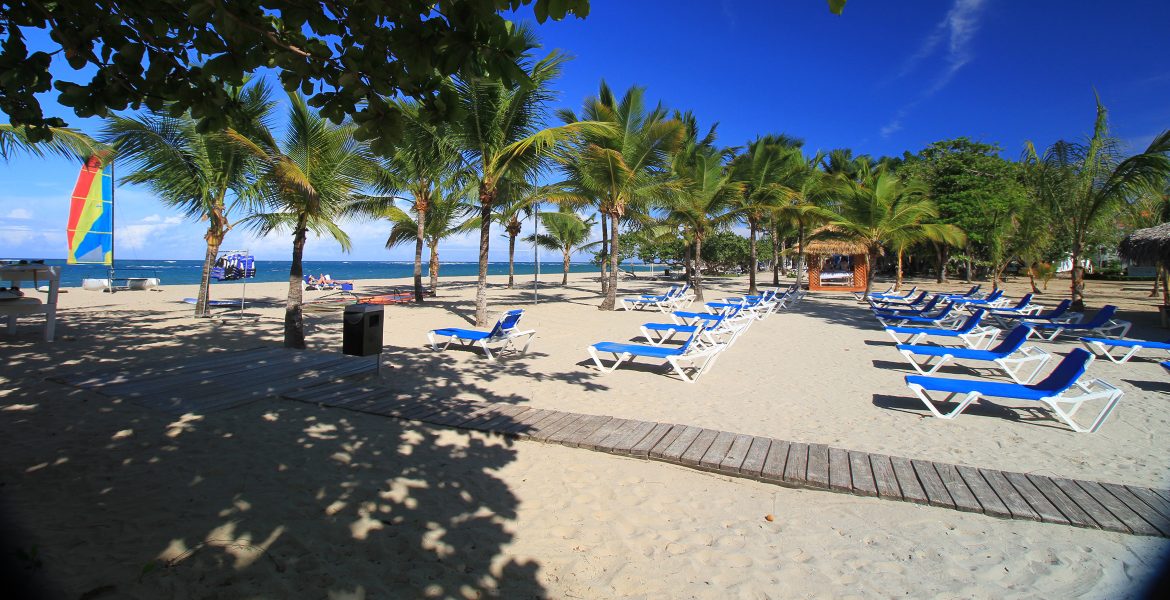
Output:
(0, 308), (550, 598)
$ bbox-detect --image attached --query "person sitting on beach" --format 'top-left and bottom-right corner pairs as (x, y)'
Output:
(321, 273), (332, 284)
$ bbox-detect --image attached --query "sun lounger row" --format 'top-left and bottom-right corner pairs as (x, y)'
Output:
(588, 283), (803, 382)
(867, 290), (1132, 433)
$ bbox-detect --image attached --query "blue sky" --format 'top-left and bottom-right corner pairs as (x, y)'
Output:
(2, 0), (1169, 262)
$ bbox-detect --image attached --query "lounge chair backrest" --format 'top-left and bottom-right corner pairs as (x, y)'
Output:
(955, 309), (985, 333)
(930, 302), (954, 319)
(967, 285), (981, 296)
(678, 323), (706, 353)
(1082, 305), (1118, 327)
(665, 285), (681, 298)
(487, 310), (524, 338)
(1041, 299), (1072, 319)
(989, 324), (1031, 355)
(1030, 348), (1092, 393)
(909, 291), (929, 304)
(916, 296), (941, 313)
(984, 289), (1003, 302)
(1011, 294), (1034, 310)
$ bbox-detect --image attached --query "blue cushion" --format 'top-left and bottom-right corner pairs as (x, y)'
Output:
(431, 328), (491, 341)
(1081, 337), (1170, 349)
(642, 323), (698, 333)
(591, 342), (685, 358)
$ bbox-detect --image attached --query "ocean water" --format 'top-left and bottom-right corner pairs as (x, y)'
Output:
(6, 259), (663, 287)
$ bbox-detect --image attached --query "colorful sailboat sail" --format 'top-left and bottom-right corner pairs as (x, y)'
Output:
(66, 155), (113, 265)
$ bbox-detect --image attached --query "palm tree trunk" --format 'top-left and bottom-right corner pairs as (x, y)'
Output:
(964, 246), (973, 283)
(428, 243), (439, 294)
(748, 219), (758, 295)
(1070, 237), (1085, 312)
(895, 247), (904, 291)
(507, 231), (517, 289)
(562, 248), (571, 286)
(600, 210), (619, 310)
(771, 222), (781, 285)
(413, 202), (427, 303)
(195, 231), (223, 318)
(599, 212), (609, 295)
(683, 243), (694, 286)
(693, 237), (705, 302)
(863, 248), (877, 300)
(795, 222), (806, 288)
(194, 199), (228, 318)
(284, 216), (310, 349)
(935, 245), (948, 284)
(475, 188), (494, 326)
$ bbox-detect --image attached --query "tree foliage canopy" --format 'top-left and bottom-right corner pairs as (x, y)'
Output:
(0, 0), (590, 151)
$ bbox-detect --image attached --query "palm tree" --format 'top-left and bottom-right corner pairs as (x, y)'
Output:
(523, 208), (599, 285)
(663, 145), (741, 301)
(1025, 97), (1170, 311)
(557, 81), (683, 310)
(1, 124), (104, 162)
(729, 135), (805, 294)
(818, 169), (962, 299)
(102, 81), (274, 317)
(228, 93), (377, 348)
(450, 29), (604, 326)
(383, 190), (475, 295)
(353, 100), (463, 303)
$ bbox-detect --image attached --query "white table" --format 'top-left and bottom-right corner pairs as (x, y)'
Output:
(0, 264), (61, 341)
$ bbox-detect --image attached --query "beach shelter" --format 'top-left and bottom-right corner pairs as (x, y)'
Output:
(802, 238), (869, 293)
(1119, 223), (1170, 324)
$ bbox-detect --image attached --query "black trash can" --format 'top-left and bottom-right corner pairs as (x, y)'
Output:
(343, 304), (383, 356)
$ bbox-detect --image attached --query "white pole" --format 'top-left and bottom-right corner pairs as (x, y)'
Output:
(533, 203), (540, 304)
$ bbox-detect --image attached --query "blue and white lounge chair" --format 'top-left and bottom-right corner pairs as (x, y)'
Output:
(1028, 305), (1131, 341)
(949, 288), (1006, 308)
(869, 290), (931, 308)
(875, 302), (959, 328)
(621, 283), (692, 312)
(873, 295), (944, 318)
(1080, 336), (1170, 364)
(856, 286), (916, 302)
(587, 324), (726, 383)
(991, 299), (1075, 328)
(885, 309), (1001, 349)
(427, 309), (535, 360)
(904, 348), (1123, 433)
(936, 285), (982, 300)
(897, 325), (1051, 384)
(644, 306), (753, 346)
(984, 293), (1041, 316)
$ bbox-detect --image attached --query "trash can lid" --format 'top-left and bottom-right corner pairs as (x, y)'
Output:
(344, 303), (384, 314)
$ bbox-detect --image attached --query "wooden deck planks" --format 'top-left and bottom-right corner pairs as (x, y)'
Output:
(933, 463), (981, 513)
(738, 437), (772, 477)
(625, 423), (674, 457)
(980, 470), (1040, 521)
(848, 451), (877, 497)
(956, 466), (1011, 518)
(781, 442), (807, 484)
(912, 460), (955, 509)
(1049, 477), (1129, 533)
(760, 440), (790, 481)
(593, 419), (645, 451)
(718, 434), (754, 472)
(656, 426), (703, 463)
(1024, 475), (1099, 529)
(827, 447), (851, 492)
(647, 425), (688, 459)
(679, 429), (720, 467)
(1101, 483), (1170, 537)
(1126, 486), (1170, 522)
(805, 444), (830, 489)
(581, 418), (632, 451)
(698, 431), (738, 470)
(549, 415), (611, 447)
(1077, 481), (1159, 536)
(868, 455), (902, 500)
(889, 457), (928, 505)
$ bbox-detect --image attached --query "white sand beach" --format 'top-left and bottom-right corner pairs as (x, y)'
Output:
(2, 272), (1169, 598)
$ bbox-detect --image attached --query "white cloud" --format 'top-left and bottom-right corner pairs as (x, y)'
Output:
(141, 214), (162, 223)
(880, 0), (987, 138)
(5, 208), (33, 220)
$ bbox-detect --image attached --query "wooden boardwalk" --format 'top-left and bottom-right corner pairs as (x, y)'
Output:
(57, 347), (379, 414)
(282, 386), (1170, 539)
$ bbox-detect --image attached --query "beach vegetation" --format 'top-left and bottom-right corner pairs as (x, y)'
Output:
(227, 93), (378, 348)
(101, 80), (276, 317)
(523, 207), (599, 285)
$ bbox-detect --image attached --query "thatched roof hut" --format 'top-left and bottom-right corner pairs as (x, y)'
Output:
(1119, 223), (1170, 266)
(802, 238), (868, 256)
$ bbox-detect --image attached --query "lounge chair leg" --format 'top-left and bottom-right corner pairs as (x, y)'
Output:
(907, 385), (981, 419)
